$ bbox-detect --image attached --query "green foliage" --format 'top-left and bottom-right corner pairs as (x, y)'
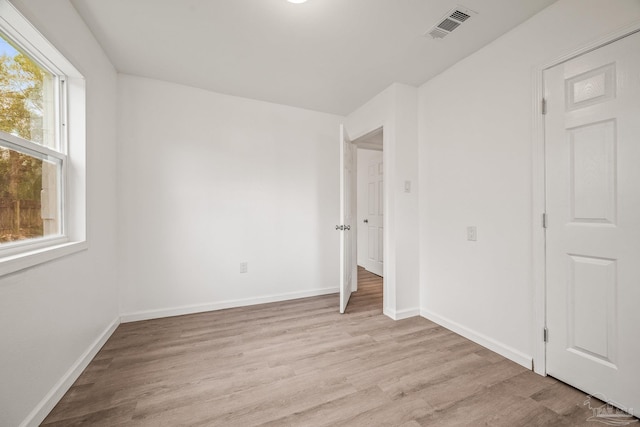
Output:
(0, 47), (45, 203)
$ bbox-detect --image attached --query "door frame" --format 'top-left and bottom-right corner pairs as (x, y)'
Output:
(531, 22), (640, 376)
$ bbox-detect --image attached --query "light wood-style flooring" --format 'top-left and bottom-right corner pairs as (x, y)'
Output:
(43, 267), (617, 426)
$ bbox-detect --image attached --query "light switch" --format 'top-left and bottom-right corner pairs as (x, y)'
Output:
(404, 180), (411, 193)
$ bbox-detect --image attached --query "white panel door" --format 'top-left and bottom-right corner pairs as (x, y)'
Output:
(364, 156), (383, 276)
(339, 125), (356, 314)
(545, 31), (640, 416)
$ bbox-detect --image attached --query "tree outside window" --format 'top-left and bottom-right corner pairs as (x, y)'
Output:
(0, 33), (58, 243)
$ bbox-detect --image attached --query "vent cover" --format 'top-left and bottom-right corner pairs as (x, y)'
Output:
(450, 10), (471, 22)
(437, 18), (461, 32)
(426, 6), (476, 40)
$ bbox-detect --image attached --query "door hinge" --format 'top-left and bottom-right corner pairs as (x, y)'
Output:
(542, 98), (547, 115)
(542, 213), (548, 229)
(543, 327), (549, 343)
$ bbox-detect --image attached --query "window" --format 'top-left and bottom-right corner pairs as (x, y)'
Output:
(0, 32), (62, 245)
(0, 0), (86, 275)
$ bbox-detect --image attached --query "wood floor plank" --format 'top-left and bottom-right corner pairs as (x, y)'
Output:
(41, 266), (633, 426)
(333, 395), (433, 427)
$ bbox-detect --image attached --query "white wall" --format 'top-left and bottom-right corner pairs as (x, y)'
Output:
(356, 148), (382, 268)
(419, 0), (640, 368)
(347, 83), (419, 319)
(117, 74), (344, 320)
(393, 84), (419, 314)
(0, 1), (119, 426)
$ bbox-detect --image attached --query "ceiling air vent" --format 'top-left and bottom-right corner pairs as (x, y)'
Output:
(425, 6), (477, 40)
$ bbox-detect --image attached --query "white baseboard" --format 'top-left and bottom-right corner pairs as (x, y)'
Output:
(20, 317), (120, 427)
(384, 307), (420, 320)
(420, 308), (533, 370)
(120, 287), (340, 323)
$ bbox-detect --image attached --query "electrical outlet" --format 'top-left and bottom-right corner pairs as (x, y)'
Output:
(240, 262), (248, 273)
(467, 226), (477, 241)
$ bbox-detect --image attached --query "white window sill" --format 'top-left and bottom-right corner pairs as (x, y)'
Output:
(0, 240), (88, 277)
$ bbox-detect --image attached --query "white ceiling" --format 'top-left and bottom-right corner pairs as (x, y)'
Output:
(70, 0), (557, 115)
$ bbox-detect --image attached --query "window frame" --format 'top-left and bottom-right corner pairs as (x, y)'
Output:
(0, 131), (68, 253)
(0, 0), (87, 276)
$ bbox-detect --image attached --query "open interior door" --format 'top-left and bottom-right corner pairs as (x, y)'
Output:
(339, 124), (356, 313)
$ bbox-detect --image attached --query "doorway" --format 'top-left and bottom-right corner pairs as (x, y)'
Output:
(353, 128), (384, 311)
(355, 130), (383, 278)
(339, 125), (386, 315)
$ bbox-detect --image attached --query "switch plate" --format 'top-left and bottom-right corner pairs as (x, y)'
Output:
(404, 180), (411, 193)
(240, 262), (248, 273)
(467, 226), (477, 241)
